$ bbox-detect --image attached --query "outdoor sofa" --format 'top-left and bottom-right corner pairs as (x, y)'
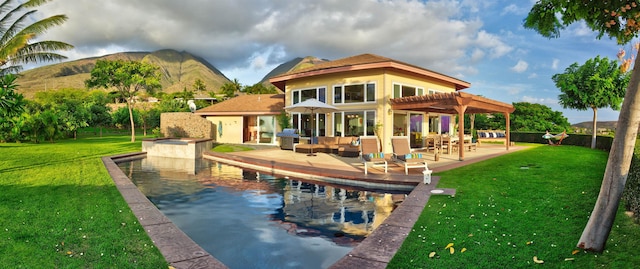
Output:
(294, 136), (360, 157)
(477, 130), (507, 145)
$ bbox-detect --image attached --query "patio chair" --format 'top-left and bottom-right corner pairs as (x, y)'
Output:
(359, 136), (387, 175)
(391, 136), (429, 175)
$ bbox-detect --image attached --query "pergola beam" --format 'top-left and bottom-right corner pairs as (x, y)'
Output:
(391, 91), (515, 160)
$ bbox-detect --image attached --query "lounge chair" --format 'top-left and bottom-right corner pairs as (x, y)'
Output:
(391, 136), (429, 175)
(359, 136), (387, 175)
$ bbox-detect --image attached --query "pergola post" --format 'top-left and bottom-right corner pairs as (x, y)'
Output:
(505, 112), (511, 150)
(455, 105), (468, 161)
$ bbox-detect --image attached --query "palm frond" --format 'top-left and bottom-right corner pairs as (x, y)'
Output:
(0, 0), (70, 70)
(8, 47), (70, 65)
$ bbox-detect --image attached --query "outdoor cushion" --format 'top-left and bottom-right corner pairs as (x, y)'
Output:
(398, 153), (422, 161)
(338, 136), (356, 145)
(365, 152), (384, 160)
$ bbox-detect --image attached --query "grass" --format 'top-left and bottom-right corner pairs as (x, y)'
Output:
(2, 137), (638, 268)
(211, 143), (255, 152)
(388, 144), (640, 268)
(0, 136), (167, 268)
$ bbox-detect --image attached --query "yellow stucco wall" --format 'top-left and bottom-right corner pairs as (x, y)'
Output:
(284, 69), (459, 153)
(206, 115), (244, 144)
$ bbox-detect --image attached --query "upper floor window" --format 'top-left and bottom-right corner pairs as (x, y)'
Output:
(393, 83), (424, 98)
(428, 89), (443, 95)
(333, 83), (376, 104)
(292, 87), (326, 104)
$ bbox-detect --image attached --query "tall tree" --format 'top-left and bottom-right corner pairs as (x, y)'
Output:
(0, 0), (73, 74)
(243, 82), (278, 94)
(85, 60), (161, 142)
(193, 78), (207, 92)
(510, 102), (571, 132)
(220, 78), (241, 98)
(526, 0), (640, 252)
(553, 56), (629, 148)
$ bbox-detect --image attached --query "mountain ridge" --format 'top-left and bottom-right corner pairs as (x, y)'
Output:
(16, 49), (232, 98)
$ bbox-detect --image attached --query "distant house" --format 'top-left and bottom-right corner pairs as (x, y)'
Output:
(196, 94), (284, 144)
(270, 53), (514, 159)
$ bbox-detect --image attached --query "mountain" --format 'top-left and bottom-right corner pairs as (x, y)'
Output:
(16, 49), (231, 98)
(259, 56), (328, 84)
(571, 121), (618, 131)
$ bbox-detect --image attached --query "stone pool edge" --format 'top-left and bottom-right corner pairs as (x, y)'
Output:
(103, 152), (228, 269)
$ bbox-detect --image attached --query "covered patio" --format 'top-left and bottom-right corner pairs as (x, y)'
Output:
(391, 91), (515, 161)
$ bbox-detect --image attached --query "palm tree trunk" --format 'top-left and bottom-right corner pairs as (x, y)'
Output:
(591, 107), (597, 149)
(578, 50), (640, 252)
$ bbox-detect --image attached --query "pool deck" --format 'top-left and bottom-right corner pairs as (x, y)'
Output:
(104, 143), (525, 269)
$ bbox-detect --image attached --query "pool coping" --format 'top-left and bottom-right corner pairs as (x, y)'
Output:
(103, 152), (454, 269)
(103, 153), (228, 269)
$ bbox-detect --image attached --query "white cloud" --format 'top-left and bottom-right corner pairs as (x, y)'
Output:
(511, 60), (529, 73)
(501, 4), (528, 16)
(521, 96), (558, 105)
(551, 59), (560, 70)
(31, 0), (519, 84)
(470, 48), (485, 62)
(528, 73), (538, 79)
(475, 31), (513, 59)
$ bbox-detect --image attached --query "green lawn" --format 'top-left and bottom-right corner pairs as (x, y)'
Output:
(1, 137), (638, 268)
(388, 144), (640, 268)
(0, 136), (167, 268)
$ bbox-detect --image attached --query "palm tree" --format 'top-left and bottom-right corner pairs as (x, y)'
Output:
(0, 0), (73, 75)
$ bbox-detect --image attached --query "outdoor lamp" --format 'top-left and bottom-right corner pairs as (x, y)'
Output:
(423, 169), (433, 184)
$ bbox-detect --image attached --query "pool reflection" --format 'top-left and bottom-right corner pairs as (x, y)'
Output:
(118, 156), (406, 269)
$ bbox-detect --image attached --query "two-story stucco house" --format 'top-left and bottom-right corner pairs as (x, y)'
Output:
(270, 53), (514, 159)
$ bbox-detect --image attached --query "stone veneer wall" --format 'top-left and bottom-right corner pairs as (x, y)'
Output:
(160, 112), (215, 138)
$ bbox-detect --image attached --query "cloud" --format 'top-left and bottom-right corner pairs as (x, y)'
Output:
(528, 73), (538, 79)
(511, 60), (529, 73)
(551, 58), (560, 70)
(521, 96), (558, 105)
(501, 4), (528, 16)
(32, 0), (516, 83)
(475, 31), (514, 59)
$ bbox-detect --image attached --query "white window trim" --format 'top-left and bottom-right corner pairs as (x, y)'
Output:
(332, 82), (377, 105)
(393, 82), (425, 98)
(291, 87), (327, 104)
(332, 110), (377, 136)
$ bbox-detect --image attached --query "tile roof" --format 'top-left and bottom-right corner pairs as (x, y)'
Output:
(269, 53), (470, 90)
(195, 94), (284, 115)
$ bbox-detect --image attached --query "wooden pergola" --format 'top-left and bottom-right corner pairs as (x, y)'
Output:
(391, 91), (516, 161)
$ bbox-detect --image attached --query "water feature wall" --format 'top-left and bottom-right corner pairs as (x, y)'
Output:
(142, 138), (213, 161)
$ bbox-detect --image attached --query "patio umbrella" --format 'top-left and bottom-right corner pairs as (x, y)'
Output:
(284, 98), (339, 156)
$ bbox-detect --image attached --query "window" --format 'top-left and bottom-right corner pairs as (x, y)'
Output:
(292, 113), (326, 137)
(292, 87), (326, 104)
(333, 83), (376, 104)
(333, 110), (376, 137)
(393, 83), (424, 98)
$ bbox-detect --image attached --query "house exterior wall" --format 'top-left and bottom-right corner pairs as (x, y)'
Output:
(283, 69), (458, 153)
(205, 115), (244, 144)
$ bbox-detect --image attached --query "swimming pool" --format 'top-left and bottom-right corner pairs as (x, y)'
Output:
(117, 156), (406, 269)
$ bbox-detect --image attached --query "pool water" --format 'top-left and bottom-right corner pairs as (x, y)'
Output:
(117, 156), (405, 269)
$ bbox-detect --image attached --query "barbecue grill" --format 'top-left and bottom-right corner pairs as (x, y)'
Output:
(276, 128), (300, 150)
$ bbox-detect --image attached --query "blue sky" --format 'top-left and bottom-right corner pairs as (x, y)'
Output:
(34, 0), (626, 124)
